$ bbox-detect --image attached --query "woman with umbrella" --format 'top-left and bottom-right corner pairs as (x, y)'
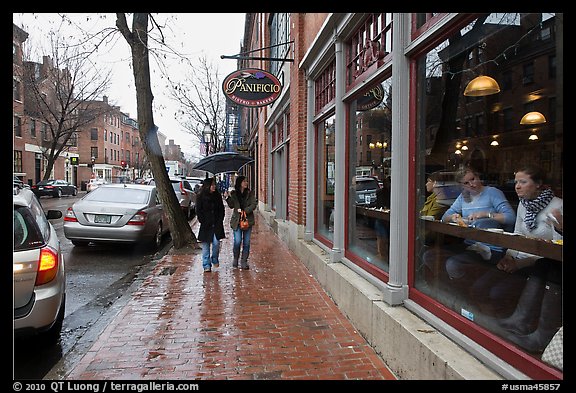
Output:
(196, 177), (226, 272)
(224, 175), (257, 269)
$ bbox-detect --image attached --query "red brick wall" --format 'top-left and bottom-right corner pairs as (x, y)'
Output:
(286, 13), (329, 226)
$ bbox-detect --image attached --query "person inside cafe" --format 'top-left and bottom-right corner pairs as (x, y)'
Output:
(374, 177), (391, 260)
(422, 166), (516, 299)
(419, 172), (449, 247)
(469, 165), (562, 353)
(420, 172), (448, 221)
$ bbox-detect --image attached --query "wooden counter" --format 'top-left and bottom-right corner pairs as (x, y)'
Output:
(356, 206), (562, 261)
(423, 219), (562, 261)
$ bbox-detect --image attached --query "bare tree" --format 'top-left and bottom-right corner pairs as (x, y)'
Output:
(21, 30), (113, 181)
(116, 13), (197, 249)
(168, 54), (227, 154)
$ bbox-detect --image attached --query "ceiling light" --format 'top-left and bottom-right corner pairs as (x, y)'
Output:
(464, 75), (501, 97)
(520, 111), (547, 125)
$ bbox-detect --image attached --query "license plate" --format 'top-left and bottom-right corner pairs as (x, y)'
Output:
(94, 214), (111, 224)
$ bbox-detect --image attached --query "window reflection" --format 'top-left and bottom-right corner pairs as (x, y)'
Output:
(347, 78), (392, 271)
(414, 13), (562, 367)
(316, 115), (335, 241)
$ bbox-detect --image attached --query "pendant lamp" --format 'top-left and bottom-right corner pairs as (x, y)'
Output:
(464, 75), (501, 97)
(520, 111), (546, 125)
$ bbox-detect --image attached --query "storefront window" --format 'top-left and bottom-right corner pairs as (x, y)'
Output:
(414, 13), (562, 371)
(316, 114), (336, 241)
(347, 78), (392, 273)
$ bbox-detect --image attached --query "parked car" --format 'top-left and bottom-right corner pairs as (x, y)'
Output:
(63, 183), (170, 250)
(355, 176), (379, 206)
(147, 177), (196, 220)
(185, 176), (204, 193)
(86, 178), (107, 192)
(13, 175), (29, 190)
(31, 179), (77, 198)
(13, 187), (65, 343)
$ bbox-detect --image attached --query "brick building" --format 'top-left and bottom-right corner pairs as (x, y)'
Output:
(12, 23), (183, 188)
(240, 13), (563, 380)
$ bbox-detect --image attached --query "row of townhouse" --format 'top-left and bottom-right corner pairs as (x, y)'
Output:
(238, 13), (563, 380)
(13, 23), (185, 189)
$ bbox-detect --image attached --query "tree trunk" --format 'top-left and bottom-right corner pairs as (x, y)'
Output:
(117, 13), (197, 249)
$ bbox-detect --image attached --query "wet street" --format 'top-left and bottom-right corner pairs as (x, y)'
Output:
(14, 194), (172, 380)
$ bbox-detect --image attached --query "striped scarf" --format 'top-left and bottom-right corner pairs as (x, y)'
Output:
(520, 188), (554, 231)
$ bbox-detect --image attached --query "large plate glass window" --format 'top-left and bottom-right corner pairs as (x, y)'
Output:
(347, 78), (392, 274)
(413, 13), (563, 378)
(316, 114), (336, 242)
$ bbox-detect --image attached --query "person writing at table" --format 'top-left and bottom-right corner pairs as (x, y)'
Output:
(440, 166), (516, 280)
(470, 165), (562, 353)
(421, 166), (516, 301)
(441, 166), (515, 228)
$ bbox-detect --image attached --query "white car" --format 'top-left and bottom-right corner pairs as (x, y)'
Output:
(87, 178), (107, 192)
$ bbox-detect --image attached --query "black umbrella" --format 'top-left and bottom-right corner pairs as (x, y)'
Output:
(192, 152), (254, 174)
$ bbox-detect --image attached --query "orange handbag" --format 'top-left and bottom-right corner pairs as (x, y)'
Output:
(239, 211), (250, 230)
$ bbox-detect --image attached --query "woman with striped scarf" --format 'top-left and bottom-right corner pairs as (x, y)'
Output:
(471, 165), (563, 353)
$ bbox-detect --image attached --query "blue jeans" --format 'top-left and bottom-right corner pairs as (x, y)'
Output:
(232, 226), (252, 256)
(201, 234), (221, 269)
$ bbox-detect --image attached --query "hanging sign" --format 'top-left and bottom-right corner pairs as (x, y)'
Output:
(222, 68), (282, 107)
(357, 84), (385, 111)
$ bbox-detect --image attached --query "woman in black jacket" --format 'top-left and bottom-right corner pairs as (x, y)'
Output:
(224, 175), (257, 269)
(196, 177), (225, 272)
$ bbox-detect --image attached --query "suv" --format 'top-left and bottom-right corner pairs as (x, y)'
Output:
(355, 176), (379, 206)
(147, 178), (196, 220)
(13, 187), (65, 343)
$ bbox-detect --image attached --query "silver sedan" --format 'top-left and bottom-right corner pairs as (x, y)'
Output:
(63, 184), (170, 250)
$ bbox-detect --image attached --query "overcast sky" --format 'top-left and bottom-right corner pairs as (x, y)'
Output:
(13, 13), (246, 161)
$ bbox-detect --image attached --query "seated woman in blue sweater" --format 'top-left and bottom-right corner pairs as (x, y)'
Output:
(441, 167), (517, 282)
(422, 166), (516, 300)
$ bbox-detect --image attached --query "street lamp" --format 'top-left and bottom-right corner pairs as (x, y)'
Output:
(202, 123), (212, 156)
(369, 140), (389, 177)
(65, 153), (70, 182)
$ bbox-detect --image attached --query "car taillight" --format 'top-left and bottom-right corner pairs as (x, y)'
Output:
(179, 182), (187, 195)
(128, 211), (147, 226)
(64, 207), (78, 222)
(35, 247), (59, 285)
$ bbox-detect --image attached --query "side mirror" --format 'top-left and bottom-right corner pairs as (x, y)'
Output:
(46, 210), (63, 220)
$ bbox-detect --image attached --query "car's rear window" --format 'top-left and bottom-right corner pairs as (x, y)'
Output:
(357, 180), (378, 192)
(13, 206), (44, 250)
(170, 182), (181, 192)
(84, 188), (151, 204)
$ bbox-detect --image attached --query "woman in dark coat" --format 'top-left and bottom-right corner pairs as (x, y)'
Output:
(196, 177), (225, 272)
(224, 175), (257, 269)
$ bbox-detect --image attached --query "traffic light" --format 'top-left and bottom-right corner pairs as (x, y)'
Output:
(121, 160), (127, 168)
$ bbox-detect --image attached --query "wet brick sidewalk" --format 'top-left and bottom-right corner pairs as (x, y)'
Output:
(63, 208), (397, 380)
